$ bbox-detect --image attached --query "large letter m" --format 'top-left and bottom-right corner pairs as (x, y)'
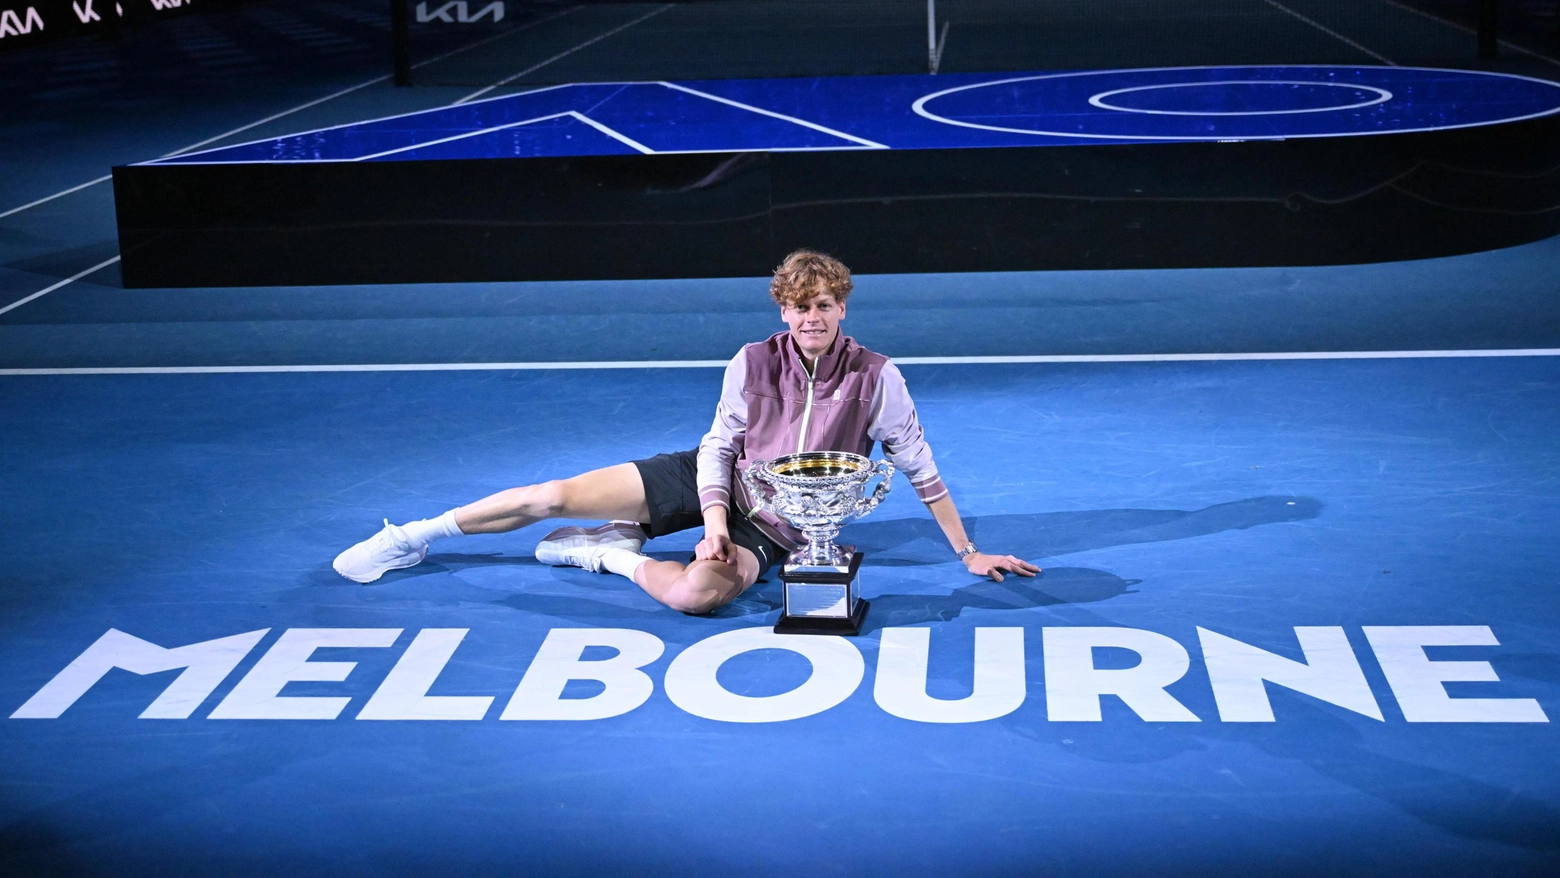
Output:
(11, 629), (268, 719)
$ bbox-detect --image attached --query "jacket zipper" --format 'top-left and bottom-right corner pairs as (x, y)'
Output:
(797, 369), (816, 454)
(748, 367), (816, 523)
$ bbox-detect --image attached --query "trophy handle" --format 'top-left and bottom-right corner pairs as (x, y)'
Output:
(853, 459), (896, 518)
(741, 460), (772, 512)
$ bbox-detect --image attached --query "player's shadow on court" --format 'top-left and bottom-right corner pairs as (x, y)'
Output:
(860, 567), (1140, 627)
(850, 494), (1321, 563)
(829, 495), (1321, 626)
(372, 495), (1319, 625)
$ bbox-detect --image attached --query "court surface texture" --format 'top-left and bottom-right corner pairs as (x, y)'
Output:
(3, 2), (1560, 876)
(141, 66), (1560, 161)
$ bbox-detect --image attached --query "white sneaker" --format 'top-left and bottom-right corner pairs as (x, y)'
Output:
(535, 521), (647, 572)
(333, 520), (428, 583)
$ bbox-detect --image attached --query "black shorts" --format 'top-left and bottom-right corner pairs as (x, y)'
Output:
(632, 449), (787, 581)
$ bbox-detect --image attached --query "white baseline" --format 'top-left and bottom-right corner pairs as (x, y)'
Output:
(2, 348), (1558, 376)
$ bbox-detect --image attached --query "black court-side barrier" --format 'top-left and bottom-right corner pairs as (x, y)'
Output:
(113, 114), (1560, 288)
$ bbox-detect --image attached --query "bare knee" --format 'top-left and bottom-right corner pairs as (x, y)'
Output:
(661, 577), (726, 615)
(660, 555), (755, 615)
(457, 480), (567, 534)
(522, 480), (568, 519)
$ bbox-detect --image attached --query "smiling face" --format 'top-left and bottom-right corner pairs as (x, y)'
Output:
(780, 287), (847, 362)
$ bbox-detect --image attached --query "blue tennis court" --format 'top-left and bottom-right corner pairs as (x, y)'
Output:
(146, 65), (1560, 163)
(3, 1), (1560, 875)
(3, 347), (1558, 875)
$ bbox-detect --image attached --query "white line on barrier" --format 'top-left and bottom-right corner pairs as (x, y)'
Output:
(3, 349), (1558, 376)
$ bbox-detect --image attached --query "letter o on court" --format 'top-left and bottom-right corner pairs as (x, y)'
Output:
(663, 628), (865, 723)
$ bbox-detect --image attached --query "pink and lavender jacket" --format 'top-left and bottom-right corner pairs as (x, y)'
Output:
(697, 331), (948, 549)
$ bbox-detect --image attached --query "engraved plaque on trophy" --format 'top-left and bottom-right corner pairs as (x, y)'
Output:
(742, 451), (894, 636)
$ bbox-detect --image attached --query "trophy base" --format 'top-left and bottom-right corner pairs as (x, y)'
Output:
(775, 552), (869, 636)
(774, 599), (870, 636)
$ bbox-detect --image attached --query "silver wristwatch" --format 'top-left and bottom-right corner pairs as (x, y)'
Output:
(956, 543), (979, 561)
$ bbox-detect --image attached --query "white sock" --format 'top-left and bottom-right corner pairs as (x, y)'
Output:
(399, 510), (465, 549)
(598, 548), (650, 582)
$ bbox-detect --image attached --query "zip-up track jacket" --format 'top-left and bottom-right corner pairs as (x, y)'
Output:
(697, 331), (948, 549)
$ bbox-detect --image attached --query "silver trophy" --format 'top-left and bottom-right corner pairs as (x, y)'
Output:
(742, 451), (894, 635)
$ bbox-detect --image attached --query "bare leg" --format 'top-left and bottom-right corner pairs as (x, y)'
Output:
(453, 463), (650, 534)
(632, 546), (762, 615)
(450, 462), (758, 615)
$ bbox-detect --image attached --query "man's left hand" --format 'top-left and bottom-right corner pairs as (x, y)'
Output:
(963, 552), (1041, 582)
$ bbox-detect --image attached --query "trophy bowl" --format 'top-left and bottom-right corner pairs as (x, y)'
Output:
(742, 451), (893, 636)
(743, 451), (894, 571)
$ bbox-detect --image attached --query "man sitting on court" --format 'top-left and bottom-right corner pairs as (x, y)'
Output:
(333, 249), (1038, 613)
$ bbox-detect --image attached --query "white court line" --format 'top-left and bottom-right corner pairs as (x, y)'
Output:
(0, 256), (120, 319)
(0, 175), (113, 221)
(911, 65), (1560, 141)
(352, 111), (653, 161)
(0, 10), (585, 316)
(4, 66), (391, 209)
(175, 78), (882, 165)
(1375, 0), (1560, 69)
(157, 7), (585, 160)
(160, 76), (391, 159)
(1088, 81), (1393, 116)
(1260, 0), (1397, 66)
(4, 349), (1558, 376)
(347, 109), (652, 161)
(0, 7), (579, 212)
(455, 4), (675, 105)
(568, 112), (656, 153)
(150, 84), (579, 164)
(893, 349), (1560, 364)
(350, 112), (576, 161)
(167, 143), (910, 166)
(657, 82), (890, 149)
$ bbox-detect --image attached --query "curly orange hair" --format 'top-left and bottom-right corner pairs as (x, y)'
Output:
(769, 249), (853, 307)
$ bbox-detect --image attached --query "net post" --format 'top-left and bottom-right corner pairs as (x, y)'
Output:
(927, 0), (937, 73)
(1477, 0), (1498, 59)
(391, 0), (413, 86)
(926, 0), (948, 73)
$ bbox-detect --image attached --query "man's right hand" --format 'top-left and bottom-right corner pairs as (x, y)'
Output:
(696, 532), (736, 564)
